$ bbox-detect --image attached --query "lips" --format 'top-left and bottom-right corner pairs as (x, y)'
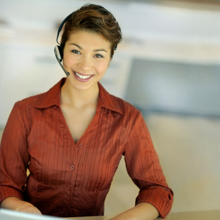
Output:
(73, 71), (93, 82)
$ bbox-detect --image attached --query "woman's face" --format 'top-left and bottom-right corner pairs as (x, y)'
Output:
(62, 30), (111, 92)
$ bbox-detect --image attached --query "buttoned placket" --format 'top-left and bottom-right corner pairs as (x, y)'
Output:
(60, 104), (101, 205)
(57, 107), (78, 197)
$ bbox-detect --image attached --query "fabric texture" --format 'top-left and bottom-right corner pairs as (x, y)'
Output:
(0, 78), (173, 218)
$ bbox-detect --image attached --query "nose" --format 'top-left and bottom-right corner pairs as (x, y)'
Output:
(78, 55), (92, 71)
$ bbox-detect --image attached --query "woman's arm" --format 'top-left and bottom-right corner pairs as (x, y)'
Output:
(1, 197), (42, 215)
(112, 202), (159, 220)
(123, 110), (173, 219)
(0, 103), (37, 214)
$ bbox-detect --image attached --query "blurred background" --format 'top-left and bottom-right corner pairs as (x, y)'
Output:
(0, 0), (220, 216)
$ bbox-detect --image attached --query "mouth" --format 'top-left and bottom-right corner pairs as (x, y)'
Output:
(73, 71), (93, 81)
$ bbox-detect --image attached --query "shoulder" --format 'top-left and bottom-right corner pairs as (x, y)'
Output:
(13, 78), (64, 110)
(99, 83), (140, 117)
(109, 93), (140, 117)
(10, 93), (48, 126)
(14, 92), (47, 110)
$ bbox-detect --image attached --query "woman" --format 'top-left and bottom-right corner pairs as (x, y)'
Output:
(0, 4), (173, 219)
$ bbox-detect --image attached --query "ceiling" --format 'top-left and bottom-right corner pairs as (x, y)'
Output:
(0, 0), (220, 45)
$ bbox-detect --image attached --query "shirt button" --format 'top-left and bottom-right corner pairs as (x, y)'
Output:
(66, 185), (71, 190)
(78, 143), (83, 148)
(70, 165), (75, 170)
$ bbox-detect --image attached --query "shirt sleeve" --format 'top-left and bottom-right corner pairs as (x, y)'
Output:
(124, 110), (173, 218)
(0, 102), (29, 204)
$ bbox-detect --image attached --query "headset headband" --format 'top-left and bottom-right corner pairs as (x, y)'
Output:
(56, 13), (73, 45)
(56, 12), (118, 50)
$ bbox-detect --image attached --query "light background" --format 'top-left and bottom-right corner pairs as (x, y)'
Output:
(0, 0), (220, 216)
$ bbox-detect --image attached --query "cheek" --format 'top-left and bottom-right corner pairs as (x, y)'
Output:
(63, 55), (74, 68)
(97, 67), (108, 76)
(97, 61), (110, 75)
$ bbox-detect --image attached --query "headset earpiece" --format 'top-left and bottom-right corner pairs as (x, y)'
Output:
(54, 45), (62, 61)
(54, 45), (70, 76)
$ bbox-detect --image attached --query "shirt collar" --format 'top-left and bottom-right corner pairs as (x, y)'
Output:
(33, 78), (123, 115)
(98, 83), (123, 115)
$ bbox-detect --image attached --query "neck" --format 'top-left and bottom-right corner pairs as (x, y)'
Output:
(61, 80), (99, 110)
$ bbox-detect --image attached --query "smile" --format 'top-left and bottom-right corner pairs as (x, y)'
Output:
(74, 71), (92, 79)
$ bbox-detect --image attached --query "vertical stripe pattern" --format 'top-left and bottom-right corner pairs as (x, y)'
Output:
(0, 78), (173, 218)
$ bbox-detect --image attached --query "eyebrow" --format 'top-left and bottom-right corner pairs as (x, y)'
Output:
(69, 43), (108, 53)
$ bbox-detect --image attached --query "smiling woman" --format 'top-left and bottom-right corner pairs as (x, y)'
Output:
(62, 30), (111, 92)
(0, 3), (173, 220)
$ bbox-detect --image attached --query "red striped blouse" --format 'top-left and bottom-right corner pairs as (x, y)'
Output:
(0, 78), (173, 218)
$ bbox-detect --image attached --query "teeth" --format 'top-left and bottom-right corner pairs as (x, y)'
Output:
(75, 72), (91, 79)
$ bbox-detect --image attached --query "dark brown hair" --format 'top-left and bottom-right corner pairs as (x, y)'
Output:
(60, 4), (122, 58)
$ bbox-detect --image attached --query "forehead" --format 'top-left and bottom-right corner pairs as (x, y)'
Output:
(67, 30), (111, 49)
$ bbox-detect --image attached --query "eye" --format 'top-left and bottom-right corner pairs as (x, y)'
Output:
(71, 50), (80, 54)
(94, 54), (104, 58)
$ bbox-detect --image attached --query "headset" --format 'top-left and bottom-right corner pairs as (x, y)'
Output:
(54, 11), (118, 77)
(54, 13), (73, 77)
